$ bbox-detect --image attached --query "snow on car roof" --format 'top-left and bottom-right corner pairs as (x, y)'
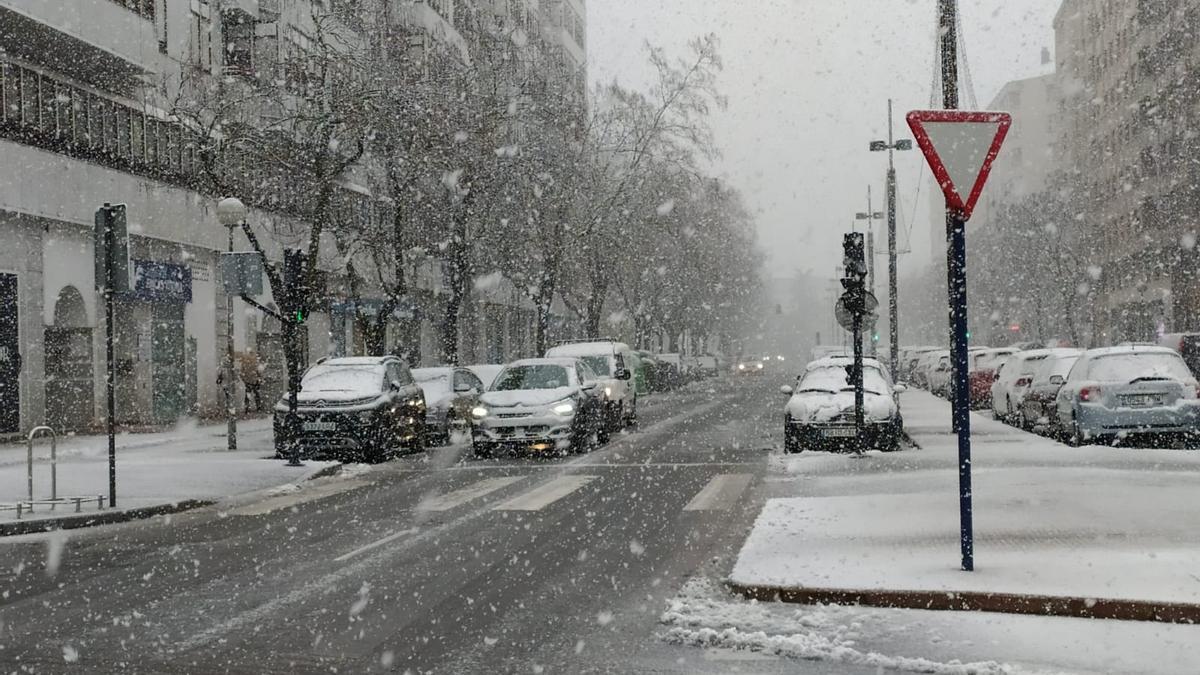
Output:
(806, 355), (885, 370)
(1084, 345), (1178, 357)
(412, 367), (453, 381)
(546, 342), (628, 357)
(507, 357), (585, 368)
(320, 356), (397, 366)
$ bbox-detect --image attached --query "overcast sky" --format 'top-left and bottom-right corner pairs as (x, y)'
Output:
(587, 0), (1059, 282)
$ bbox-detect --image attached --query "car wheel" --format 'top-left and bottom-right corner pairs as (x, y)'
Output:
(406, 421), (427, 454)
(596, 407), (612, 445)
(1068, 421), (1085, 447)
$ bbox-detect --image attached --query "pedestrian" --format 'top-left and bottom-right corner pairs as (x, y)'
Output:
(240, 350), (263, 413)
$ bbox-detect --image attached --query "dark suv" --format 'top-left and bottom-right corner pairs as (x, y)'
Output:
(273, 356), (427, 463)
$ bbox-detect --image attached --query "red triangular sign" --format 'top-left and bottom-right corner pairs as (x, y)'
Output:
(906, 110), (1012, 221)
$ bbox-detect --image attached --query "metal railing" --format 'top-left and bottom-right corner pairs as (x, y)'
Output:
(0, 427), (106, 520)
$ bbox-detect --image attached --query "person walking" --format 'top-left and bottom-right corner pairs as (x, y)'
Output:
(240, 350), (263, 413)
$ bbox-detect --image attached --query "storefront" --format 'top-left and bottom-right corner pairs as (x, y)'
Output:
(115, 259), (194, 425)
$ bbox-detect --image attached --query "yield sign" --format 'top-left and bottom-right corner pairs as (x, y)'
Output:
(906, 110), (1012, 221)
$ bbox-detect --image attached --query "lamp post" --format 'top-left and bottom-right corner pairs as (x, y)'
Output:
(216, 197), (247, 451)
(856, 193), (884, 357)
(870, 100), (914, 376)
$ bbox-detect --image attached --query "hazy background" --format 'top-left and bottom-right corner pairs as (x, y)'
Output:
(588, 0), (1059, 284)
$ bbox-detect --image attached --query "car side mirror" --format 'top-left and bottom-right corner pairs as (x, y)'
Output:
(616, 369), (632, 381)
(1050, 375), (1065, 385)
(583, 382), (598, 390)
(780, 385), (794, 395)
(894, 383), (908, 393)
(454, 383), (471, 394)
(390, 380), (402, 391)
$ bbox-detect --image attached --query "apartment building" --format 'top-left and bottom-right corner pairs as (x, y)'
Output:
(0, 0), (588, 435)
(1054, 0), (1200, 341)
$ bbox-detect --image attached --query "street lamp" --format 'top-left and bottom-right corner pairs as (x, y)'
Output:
(870, 98), (914, 377)
(217, 196), (247, 452)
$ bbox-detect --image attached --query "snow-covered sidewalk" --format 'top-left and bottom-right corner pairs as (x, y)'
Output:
(731, 390), (1200, 609)
(0, 417), (336, 528)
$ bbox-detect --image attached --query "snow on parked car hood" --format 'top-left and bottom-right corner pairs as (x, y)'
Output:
(297, 364), (385, 402)
(786, 366), (896, 422)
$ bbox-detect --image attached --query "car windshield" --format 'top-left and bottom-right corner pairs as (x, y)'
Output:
(577, 356), (612, 376)
(493, 365), (571, 391)
(412, 369), (452, 400)
(300, 365), (384, 395)
(799, 366), (889, 396)
(1084, 353), (1193, 383)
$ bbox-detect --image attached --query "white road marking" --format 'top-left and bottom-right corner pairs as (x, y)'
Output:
(417, 476), (524, 512)
(683, 474), (754, 511)
(493, 475), (597, 511)
(333, 527), (419, 562)
(228, 479), (368, 517)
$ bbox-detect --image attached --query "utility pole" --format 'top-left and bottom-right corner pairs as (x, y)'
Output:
(855, 195), (883, 356)
(939, 0), (974, 572)
(870, 101), (914, 377)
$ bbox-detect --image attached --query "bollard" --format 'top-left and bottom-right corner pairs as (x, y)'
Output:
(27, 426), (57, 502)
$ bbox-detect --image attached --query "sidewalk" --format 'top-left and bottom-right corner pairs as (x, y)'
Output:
(0, 417), (336, 531)
(729, 390), (1200, 618)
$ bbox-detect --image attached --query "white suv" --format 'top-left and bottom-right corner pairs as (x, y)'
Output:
(546, 341), (638, 431)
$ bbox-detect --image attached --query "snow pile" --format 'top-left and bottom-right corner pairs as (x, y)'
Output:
(660, 579), (1016, 675)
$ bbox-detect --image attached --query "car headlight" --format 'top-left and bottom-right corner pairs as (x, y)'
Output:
(471, 406), (489, 419)
(604, 386), (613, 398)
(756, 363), (764, 370)
(552, 402), (575, 416)
(738, 364), (746, 370)
(408, 397), (425, 408)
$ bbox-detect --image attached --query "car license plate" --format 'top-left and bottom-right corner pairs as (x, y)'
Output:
(822, 427), (857, 438)
(303, 421), (337, 432)
(1121, 394), (1160, 408)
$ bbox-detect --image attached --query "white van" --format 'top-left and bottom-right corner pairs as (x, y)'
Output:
(545, 340), (638, 430)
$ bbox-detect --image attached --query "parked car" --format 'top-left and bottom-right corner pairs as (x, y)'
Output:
(967, 348), (1018, 409)
(412, 367), (487, 444)
(780, 356), (905, 453)
(273, 356), (426, 462)
(465, 364), (506, 391)
(926, 352), (952, 397)
(545, 340), (637, 431)
(655, 353), (685, 390)
(1053, 346), (1200, 446)
(470, 358), (608, 457)
(1020, 350), (1082, 432)
(990, 349), (1054, 423)
(913, 349), (947, 390)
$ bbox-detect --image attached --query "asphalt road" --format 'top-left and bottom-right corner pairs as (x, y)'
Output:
(0, 375), (822, 674)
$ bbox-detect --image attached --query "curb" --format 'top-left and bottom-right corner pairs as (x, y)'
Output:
(0, 462), (344, 537)
(726, 582), (1200, 625)
(0, 499), (215, 537)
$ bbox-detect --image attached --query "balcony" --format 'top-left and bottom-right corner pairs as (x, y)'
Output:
(0, 0), (169, 92)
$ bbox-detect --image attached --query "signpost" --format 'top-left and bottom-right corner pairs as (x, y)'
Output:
(94, 204), (131, 508)
(906, 109), (1011, 572)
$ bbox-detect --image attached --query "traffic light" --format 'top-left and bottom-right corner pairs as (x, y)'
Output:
(283, 249), (309, 324)
(842, 232), (866, 280)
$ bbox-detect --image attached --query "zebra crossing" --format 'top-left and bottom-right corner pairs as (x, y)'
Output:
(415, 472), (754, 515)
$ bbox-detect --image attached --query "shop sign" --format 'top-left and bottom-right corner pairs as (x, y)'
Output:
(129, 260), (192, 303)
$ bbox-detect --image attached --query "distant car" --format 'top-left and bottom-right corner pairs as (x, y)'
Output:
(780, 356), (905, 453)
(926, 353), (952, 397)
(1053, 346), (1200, 446)
(273, 356), (426, 462)
(465, 364), (506, 391)
(412, 367), (487, 444)
(1020, 350), (1082, 432)
(736, 359), (765, 375)
(471, 358), (608, 457)
(545, 340), (638, 431)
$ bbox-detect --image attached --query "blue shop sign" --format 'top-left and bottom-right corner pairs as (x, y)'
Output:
(129, 260), (192, 303)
